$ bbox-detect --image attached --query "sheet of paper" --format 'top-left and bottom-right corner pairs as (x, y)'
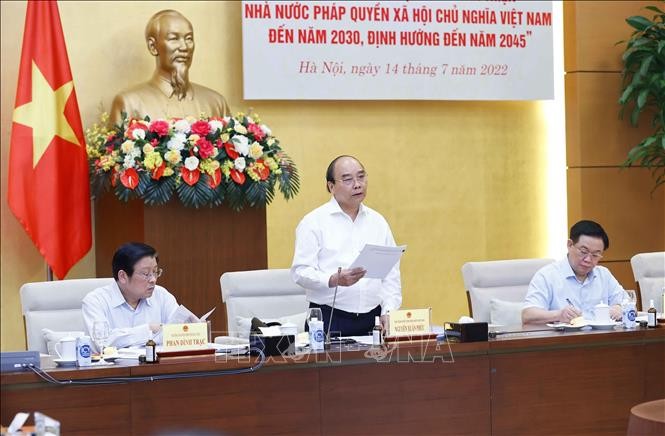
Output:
(258, 326), (282, 336)
(345, 335), (375, 346)
(116, 347), (145, 360)
(199, 306), (216, 322)
(349, 244), (406, 279)
(209, 342), (249, 354)
(168, 305), (216, 323)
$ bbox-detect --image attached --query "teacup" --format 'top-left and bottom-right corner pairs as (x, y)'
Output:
(594, 302), (611, 323)
(54, 336), (77, 360)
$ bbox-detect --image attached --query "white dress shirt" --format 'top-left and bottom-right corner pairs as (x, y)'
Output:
(291, 197), (402, 315)
(82, 281), (179, 349)
(524, 257), (626, 319)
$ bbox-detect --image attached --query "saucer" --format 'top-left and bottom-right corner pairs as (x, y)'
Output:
(546, 322), (588, 331)
(53, 358), (77, 367)
(588, 321), (620, 330)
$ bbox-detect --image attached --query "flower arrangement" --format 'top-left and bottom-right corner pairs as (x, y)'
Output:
(86, 112), (299, 210)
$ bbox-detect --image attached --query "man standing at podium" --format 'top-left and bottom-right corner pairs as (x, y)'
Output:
(291, 155), (402, 336)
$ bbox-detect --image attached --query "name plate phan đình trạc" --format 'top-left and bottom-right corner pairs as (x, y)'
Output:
(162, 322), (208, 351)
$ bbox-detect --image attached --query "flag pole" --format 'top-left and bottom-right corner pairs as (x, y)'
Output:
(46, 265), (53, 282)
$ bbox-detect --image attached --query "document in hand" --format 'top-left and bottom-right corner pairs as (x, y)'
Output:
(168, 305), (216, 324)
(349, 244), (406, 279)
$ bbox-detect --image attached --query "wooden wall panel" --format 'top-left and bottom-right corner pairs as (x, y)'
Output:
(564, 1), (654, 72)
(131, 367), (320, 435)
(567, 167), (665, 260)
(95, 194), (268, 335)
(602, 260), (637, 293)
(565, 72), (655, 167)
(491, 343), (647, 435)
(565, 1), (665, 281)
(320, 357), (491, 435)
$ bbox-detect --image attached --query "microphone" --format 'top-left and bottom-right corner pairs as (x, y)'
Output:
(325, 267), (342, 349)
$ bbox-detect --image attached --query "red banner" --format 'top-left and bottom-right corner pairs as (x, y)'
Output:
(8, 0), (91, 279)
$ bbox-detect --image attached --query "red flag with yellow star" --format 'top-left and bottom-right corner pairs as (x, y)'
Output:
(8, 0), (91, 279)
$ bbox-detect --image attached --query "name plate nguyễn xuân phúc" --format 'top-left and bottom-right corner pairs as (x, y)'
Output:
(388, 308), (432, 337)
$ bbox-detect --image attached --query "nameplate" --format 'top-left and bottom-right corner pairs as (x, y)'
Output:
(162, 323), (208, 350)
(388, 308), (431, 337)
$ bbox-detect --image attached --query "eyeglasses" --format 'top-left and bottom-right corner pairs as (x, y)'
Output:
(573, 245), (603, 260)
(336, 173), (368, 186)
(134, 268), (163, 281)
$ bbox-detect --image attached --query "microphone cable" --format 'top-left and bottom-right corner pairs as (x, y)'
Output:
(19, 348), (266, 386)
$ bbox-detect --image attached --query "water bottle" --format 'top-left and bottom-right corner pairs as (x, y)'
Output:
(309, 320), (325, 350)
(622, 298), (637, 329)
(76, 336), (93, 366)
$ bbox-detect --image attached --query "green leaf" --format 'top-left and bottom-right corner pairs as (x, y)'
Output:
(644, 5), (664, 15)
(619, 83), (635, 105)
(626, 16), (653, 31)
(638, 55), (654, 76)
(176, 176), (214, 208)
(637, 88), (650, 110)
(141, 175), (175, 206)
(225, 180), (246, 211)
(631, 105), (642, 126)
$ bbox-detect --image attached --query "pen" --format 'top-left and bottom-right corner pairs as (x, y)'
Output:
(566, 298), (575, 307)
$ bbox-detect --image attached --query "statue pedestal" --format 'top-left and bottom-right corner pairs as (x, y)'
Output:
(94, 194), (267, 335)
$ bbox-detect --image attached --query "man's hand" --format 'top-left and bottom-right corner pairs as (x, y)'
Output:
(329, 267), (366, 287)
(557, 305), (582, 323)
(609, 304), (622, 321)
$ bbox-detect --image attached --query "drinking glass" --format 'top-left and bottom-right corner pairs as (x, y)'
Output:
(306, 308), (323, 330)
(92, 320), (110, 363)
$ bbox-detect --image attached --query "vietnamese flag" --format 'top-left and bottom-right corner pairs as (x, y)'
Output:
(8, 0), (91, 279)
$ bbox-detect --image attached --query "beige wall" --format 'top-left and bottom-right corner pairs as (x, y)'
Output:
(2, 1), (560, 350)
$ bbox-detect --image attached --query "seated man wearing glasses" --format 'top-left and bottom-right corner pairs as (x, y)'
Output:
(522, 220), (627, 324)
(291, 155), (402, 336)
(82, 242), (179, 348)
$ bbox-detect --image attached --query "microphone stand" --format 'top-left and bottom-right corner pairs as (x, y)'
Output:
(324, 267), (342, 350)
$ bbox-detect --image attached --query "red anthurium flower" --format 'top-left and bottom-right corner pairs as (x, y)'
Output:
(126, 121), (148, 140)
(255, 160), (270, 180)
(151, 162), (166, 180)
(230, 169), (246, 185)
(120, 168), (139, 190)
(181, 167), (200, 186)
(207, 168), (222, 188)
(224, 142), (239, 160)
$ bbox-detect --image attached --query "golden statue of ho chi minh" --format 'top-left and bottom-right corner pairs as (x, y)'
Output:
(110, 9), (230, 124)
